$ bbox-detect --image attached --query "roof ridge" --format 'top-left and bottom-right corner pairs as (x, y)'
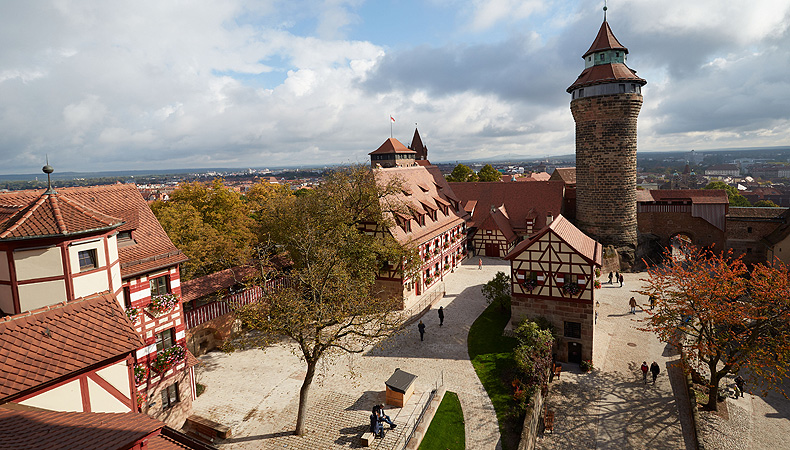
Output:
(49, 194), (68, 234)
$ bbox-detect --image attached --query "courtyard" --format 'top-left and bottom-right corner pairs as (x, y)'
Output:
(191, 258), (789, 449)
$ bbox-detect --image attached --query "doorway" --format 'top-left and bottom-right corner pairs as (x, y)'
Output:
(568, 342), (582, 364)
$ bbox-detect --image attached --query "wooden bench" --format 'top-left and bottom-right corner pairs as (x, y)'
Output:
(553, 364), (562, 380)
(544, 407), (555, 434)
(360, 432), (375, 446)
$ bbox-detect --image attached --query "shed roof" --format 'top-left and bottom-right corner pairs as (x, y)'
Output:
(0, 291), (143, 401)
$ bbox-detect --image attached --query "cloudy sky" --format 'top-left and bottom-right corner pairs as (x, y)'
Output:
(2, 0), (789, 174)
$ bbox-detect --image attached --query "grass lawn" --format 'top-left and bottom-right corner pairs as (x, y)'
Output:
(418, 391), (465, 450)
(467, 300), (521, 450)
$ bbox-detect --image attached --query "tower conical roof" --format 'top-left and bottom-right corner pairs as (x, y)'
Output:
(583, 20), (628, 58)
(409, 128), (428, 160)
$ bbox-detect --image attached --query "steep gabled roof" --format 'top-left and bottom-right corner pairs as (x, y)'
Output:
(550, 167), (577, 185)
(449, 181), (565, 233)
(505, 214), (602, 265)
(0, 192), (123, 241)
(583, 20), (628, 58)
(0, 184), (187, 278)
(369, 138), (417, 155)
(375, 165), (468, 244)
(0, 291), (143, 401)
(481, 205), (517, 243)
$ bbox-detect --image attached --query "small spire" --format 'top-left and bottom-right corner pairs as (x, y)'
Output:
(603, 1), (607, 21)
(42, 155), (55, 194)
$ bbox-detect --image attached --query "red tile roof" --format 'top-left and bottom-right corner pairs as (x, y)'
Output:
(0, 291), (143, 401)
(0, 192), (123, 241)
(448, 181), (565, 234)
(636, 189), (729, 204)
(583, 20), (628, 58)
(0, 408), (164, 450)
(0, 184), (187, 278)
(181, 265), (259, 303)
(369, 138), (417, 155)
(375, 165), (468, 244)
(567, 63), (646, 91)
(550, 167), (576, 185)
(483, 205), (516, 243)
(505, 215), (602, 265)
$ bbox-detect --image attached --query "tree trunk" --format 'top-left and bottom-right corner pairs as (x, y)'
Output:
(295, 360), (317, 435)
(706, 373), (721, 411)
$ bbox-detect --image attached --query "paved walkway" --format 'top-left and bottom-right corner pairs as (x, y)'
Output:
(192, 257), (509, 449)
(537, 272), (693, 450)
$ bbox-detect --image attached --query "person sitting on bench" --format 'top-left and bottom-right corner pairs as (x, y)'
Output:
(374, 404), (397, 429)
(370, 412), (384, 438)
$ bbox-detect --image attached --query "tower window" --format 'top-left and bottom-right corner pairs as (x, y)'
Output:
(615, 52), (619, 57)
(619, 84), (625, 93)
(588, 56), (591, 61)
(78, 249), (98, 271)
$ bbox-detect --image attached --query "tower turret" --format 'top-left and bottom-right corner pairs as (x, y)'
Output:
(568, 15), (646, 269)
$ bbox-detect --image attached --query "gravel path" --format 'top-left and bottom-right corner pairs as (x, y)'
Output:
(192, 257), (509, 449)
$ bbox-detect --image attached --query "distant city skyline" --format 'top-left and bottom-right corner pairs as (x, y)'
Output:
(2, 1), (789, 174)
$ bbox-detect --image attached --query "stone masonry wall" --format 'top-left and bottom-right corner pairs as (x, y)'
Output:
(511, 295), (594, 363)
(637, 211), (726, 251)
(572, 93), (642, 254)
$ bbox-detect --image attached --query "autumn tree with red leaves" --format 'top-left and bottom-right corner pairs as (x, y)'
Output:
(639, 245), (790, 411)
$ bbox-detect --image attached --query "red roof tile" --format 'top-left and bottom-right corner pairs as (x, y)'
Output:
(583, 20), (628, 58)
(567, 63), (646, 91)
(636, 189), (729, 204)
(550, 167), (576, 185)
(0, 292), (143, 400)
(375, 165), (469, 244)
(0, 184), (187, 278)
(0, 408), (164, 450)
(181, 266), (259, 303)
(448, 181), (565, 233)
(0, 192), (123, 240)
(505, 215), (602, 265)
(369, 138), (417, 155)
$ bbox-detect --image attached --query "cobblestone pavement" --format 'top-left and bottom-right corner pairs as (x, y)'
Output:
(537, 272), (692, 450)
(192, 257), (509, 450)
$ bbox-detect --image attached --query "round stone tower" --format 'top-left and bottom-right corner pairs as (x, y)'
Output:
(567, 15), (646, 268)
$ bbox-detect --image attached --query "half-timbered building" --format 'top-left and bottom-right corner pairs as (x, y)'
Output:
(505, 214), (602, 363)
(369, 134), (470, 310)
(449, 181), (566, 258)
(0, 175), (194, 428)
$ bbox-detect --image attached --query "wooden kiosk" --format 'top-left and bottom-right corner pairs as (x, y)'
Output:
(385, 369), (417, 407)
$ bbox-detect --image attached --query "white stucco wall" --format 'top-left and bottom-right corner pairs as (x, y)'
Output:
(18, 279), (67, 312)
(0, 284), (14, 315)
(19, 379), (83, 412)
(87, 377), (130, 413)
(68, 239), (106, 274)
(72, 270), (110, 300)
(0, 250), (9, 281)
(14, 246), (63, 280)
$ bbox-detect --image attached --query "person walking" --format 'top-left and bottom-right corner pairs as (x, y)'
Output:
(735, 375), (746, 398)
(438, 306), (444, 326)
(615, 271), (619, 285)
(629, 296), (637, 314)
(478, 258), (482, 270)
(619, 273), (624, 287)
(418, 320), (426, 341)
(650, 361), (660, 384)
(608, 271), (614, 284)
(641, 361), (649, 384)
(649, 295), (656, 310)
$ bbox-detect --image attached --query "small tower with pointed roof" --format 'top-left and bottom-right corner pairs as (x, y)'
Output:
(409, 127), (428, 161)
(568, 10), (646, 268)
(369, 138), (417, 168)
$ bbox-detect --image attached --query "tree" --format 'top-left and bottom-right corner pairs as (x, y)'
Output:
(477, 164), (502, 182)
(704, 181), (751, 207)
(151, 179), (258, 280)
(638, 245), (790, 411)
(232, 166), (418, 435)
(512, 319), (554, 409)
(445, 163), (478, 182)
(482, 271), (511, 313)
(753, 200), (780, 207)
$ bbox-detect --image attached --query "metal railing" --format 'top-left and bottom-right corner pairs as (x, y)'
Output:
(397, 372), (444, 450)
(184, 278), (291, 329)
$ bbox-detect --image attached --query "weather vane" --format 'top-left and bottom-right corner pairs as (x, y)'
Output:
(603, 0), (608, 21)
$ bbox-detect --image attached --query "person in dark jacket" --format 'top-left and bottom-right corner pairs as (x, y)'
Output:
(438, 306), (444, 326)
(370, 412), (384, 437)
(418, 321), (426, 341)
(608, 272), (614, 284)
(735, 375), (746, 398)
(641, 361), (649, 384)
(619, 273), (624, 287)
(650, 361), (660, 384)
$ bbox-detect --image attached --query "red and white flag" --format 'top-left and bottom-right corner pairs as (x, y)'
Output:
(390, 115), (395, 123)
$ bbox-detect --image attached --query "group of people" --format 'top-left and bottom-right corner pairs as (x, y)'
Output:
(608, 271), (624, 287)
(369, 404), (396, 438)
(640, 361), (661, 384)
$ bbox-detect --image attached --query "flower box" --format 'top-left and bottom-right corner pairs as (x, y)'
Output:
(126, 307), (140, 323)
(563, 283), (580, 295)
(147, 293), (178, 316)
(522, 279), (537, 292)
(134, 363), (148, 385)
(151, 344), (186, 374)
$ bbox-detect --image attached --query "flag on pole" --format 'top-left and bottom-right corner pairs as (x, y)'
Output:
(390, 116), (395, 123)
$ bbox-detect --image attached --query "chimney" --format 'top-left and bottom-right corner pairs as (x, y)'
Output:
(546, 213), (554, 225)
